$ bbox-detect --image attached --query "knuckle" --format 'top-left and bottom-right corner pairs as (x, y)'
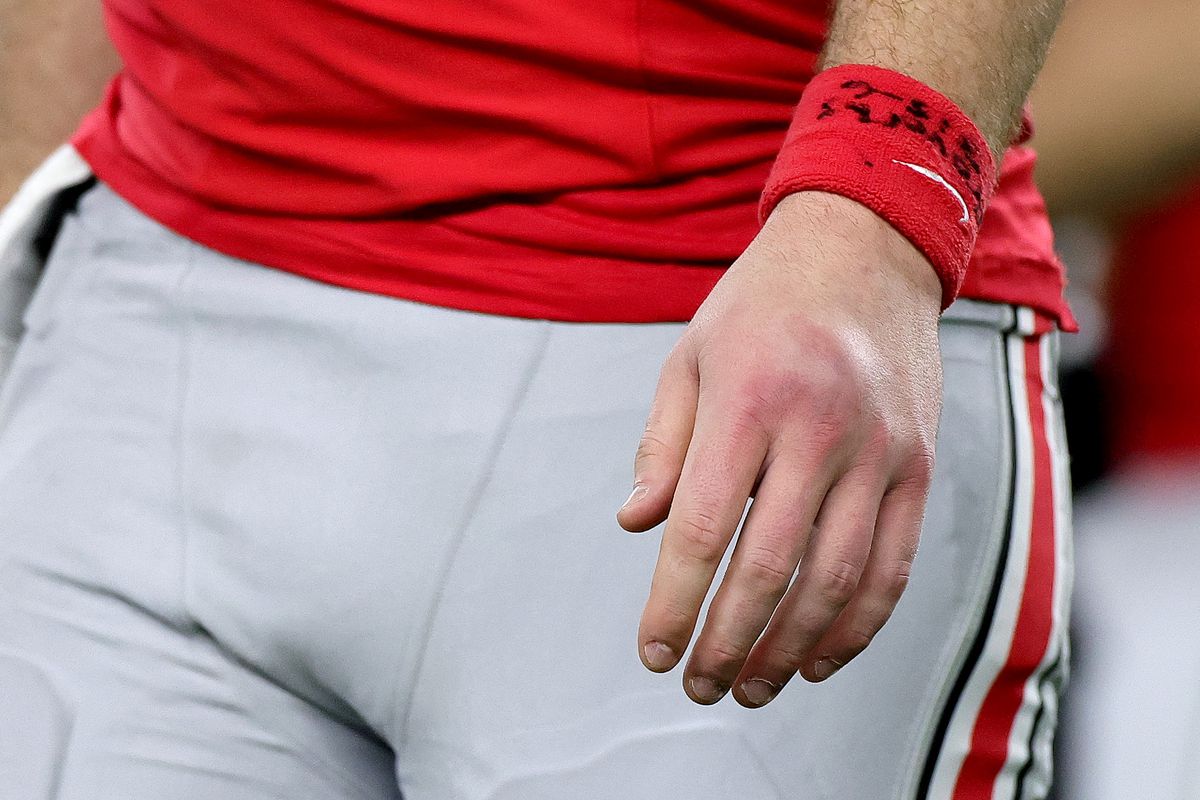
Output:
(656, 598), (697, 634)
(741, 366), (806, 407)
(634, 430), (673, 469)
(863, 418), (894, 461)
(701, 639), (750, 675)
(738, 365), (845, 422)
(826, 372), (866, 418)
(729, 360), (870, 451)
(880, 562), (913, 603)
(664, 338), (698, 374)
(656, 593), (700, 632)
(838, 627), (876, 658)
(815, 558), (861, 607)
(728, 397), (773, 439)
(904, 443), (937, 486)
(809, 408), (850, 449)
(643, 597), (697, 645)
(768, 637), (811, 671)
(730, 372), (814, 435)
(809, 387), (865, 449)
(675, 510), (727, 562)
(739, 546), (796, 594)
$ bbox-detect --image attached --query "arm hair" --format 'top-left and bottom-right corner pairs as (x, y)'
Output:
(821, 0), (1067, 161)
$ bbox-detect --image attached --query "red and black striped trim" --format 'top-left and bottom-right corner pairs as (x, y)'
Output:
(915, 308), (1067, 800)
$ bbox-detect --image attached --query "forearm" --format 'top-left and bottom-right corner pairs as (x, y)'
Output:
(822, 0), (1067, 161)
(0, 0), (118, 203)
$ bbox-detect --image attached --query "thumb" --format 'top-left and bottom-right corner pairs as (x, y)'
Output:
(617, 349), (698, 533)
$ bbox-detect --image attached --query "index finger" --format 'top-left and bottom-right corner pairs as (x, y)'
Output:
(638, 399), (768, 677)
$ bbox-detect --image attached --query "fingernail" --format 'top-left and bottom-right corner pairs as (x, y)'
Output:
(643, 641), (677, 672)
(812, 657), (844, 681)
(688, 676), (728, 704)
(740, 678), (780, 707)
(621, 483), (648, 511)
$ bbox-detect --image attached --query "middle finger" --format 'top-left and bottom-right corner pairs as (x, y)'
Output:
(681, 452), (829, 704)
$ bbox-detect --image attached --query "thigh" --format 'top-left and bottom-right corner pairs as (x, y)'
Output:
(0, 572), (398, 800)
(0, 184), (399, 800)
(394, 304), (1071, 800)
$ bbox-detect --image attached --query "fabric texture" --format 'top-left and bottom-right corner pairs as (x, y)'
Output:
(71, 0), (1071, 326)
(0, 180), (1071, 799)
(758, 64), (998, 309)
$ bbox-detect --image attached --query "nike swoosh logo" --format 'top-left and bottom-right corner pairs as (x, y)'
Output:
(892, 160), (971, 223)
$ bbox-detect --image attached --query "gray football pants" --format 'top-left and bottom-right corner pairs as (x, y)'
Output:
(0, 161), (1071, 799)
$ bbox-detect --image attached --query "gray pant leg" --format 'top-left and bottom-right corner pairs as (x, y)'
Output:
(392, 305), (1071, 799)
(0, 184), (400, 800)
(1, 179), (1070, 799)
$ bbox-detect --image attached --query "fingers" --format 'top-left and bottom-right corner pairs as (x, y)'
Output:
(731, 468), (885, 707)
(637, 395), (769, 681)
(623, 326), (937, 709)
(617, 348), (698, 533)
(797, 478), (927, 683)
(680, 455), (827, 704)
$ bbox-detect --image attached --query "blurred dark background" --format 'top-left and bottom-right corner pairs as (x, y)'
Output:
(1030, 0), (1200, 795)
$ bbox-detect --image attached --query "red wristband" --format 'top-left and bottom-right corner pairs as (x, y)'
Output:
(759, 64), (998, 309)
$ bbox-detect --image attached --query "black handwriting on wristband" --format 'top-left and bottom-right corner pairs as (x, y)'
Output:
(815, 80), (987, 220)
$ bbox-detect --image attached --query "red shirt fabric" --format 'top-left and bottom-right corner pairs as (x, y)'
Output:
(1104, 177), (1200, 463)
(73, 0), (1075, 328)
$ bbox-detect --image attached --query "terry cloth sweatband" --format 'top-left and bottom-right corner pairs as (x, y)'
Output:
(758, 64), (999, 310)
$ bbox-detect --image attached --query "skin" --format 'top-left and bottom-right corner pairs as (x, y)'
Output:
(0, 0), (118, 203)
(619, 0), (1066, 708)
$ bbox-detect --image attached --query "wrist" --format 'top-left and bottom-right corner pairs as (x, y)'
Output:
(759, 64), (998, 311)
(763, 190), (943, 320)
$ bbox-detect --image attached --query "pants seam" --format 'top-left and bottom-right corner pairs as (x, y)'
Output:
(173, 244), (201, 633)
(390, 320), (554, 751)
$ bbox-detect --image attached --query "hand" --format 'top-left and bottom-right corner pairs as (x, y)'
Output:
(617, 191), (943, 708)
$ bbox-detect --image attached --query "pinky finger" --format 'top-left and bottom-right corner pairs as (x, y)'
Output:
(798, 482), (925, 682)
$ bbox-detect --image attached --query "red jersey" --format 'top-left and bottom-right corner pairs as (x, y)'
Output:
(73, 0), (1075, 328)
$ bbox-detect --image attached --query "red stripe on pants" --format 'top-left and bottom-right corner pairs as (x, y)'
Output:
(951, 335), (1058, 799)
